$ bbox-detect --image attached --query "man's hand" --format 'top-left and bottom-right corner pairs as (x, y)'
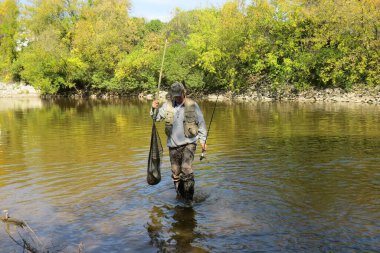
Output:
(200, 143), (208, 161)
(201, 143), (207, 153)
(152, 100), (159, 109)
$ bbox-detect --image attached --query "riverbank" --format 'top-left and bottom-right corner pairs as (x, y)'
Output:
(1, 82), (379, 104)
(0, 82), (40, 97)
(218, 85), (380, 104)
(142, 85), (380, 104)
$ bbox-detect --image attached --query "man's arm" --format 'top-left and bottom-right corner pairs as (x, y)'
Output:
(150, 100), (166, 121)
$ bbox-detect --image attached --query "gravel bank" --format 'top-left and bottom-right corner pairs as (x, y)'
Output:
(205, 86), (380, 104)
(2, 82), (379, 105)
(0, 82), (40, 98)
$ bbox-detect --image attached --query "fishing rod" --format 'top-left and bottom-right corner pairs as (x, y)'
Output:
(156, 31), (170, 100)
(147, 32), (170, 186)
(153, 31), (169, 120)
(200, 94), (219, 161)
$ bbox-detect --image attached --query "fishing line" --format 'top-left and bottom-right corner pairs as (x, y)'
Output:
(200, 94), (219, 161)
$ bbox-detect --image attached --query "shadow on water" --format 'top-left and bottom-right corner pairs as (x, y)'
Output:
(147, 203), (208, 253)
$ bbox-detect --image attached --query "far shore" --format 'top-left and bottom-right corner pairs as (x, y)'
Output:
(1, 82), (379, 105)
(0, 82), (40, 98)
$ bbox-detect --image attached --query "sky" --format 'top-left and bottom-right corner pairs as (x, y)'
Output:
(129, 0), (230, 22)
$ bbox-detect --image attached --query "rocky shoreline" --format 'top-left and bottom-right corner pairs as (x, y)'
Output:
(219, 86), (380, 104)
(1, 82), (379, 104)
(142, 85), (380, 105)
(0, 82), (40, 97)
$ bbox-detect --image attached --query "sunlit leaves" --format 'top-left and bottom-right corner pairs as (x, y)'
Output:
(1, 0), (380, 93)
(17, 29), (73, 94)
(0, 0), (18, 81)
(14, 0), (79, 93)
(186, 2), (246, 91)
(71, 0), (135, 89)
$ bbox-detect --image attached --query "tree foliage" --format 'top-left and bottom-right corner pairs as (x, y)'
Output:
(0, 0), (18, 81)
(14, 0), (79, 93)
(71, 0), (138, 91)
(1, 0), (380, 94)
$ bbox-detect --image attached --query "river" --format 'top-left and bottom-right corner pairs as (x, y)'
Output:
(0, 97), (379, 252)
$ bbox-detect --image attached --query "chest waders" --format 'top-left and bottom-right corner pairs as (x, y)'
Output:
(165, 98), (198, 201)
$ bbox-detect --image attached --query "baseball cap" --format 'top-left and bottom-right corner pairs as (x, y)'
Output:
(170, 82), (185, 97)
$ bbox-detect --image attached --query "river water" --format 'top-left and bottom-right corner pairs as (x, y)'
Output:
(0, 97), (379, 252)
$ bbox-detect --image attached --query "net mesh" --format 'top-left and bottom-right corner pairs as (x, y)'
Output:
(147, 121), (163, 185)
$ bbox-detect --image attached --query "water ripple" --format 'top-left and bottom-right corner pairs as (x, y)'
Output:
(1, 100), (380, 252)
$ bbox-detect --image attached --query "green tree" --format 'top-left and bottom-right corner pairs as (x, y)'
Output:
(4, 0), (380, 94)
(185, 2), (246, 91)
(241, 0), (312, 90)
(145, 19), (164, 33)
(17, 29), (72, 93)
(16, 0), (79, 93)
(302, 0), (380, 88)
(71, 0), (139, 91)
(165, 44), (204, 91)
(115, 30), (164, 92)
(0, 0), (18, 81)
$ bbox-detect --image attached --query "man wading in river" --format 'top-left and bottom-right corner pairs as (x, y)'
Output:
(151, 82), (207, 201)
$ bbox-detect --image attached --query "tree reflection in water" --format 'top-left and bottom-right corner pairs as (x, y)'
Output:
(147, 204), (208, 253)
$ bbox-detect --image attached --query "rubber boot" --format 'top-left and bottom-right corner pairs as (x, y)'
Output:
(172, 175), (181, 197)
(178, 173), (195, 201)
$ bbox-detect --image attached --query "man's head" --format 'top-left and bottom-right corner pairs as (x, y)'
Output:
(170, 82), (186, 104)
(170, 82), (185, 97)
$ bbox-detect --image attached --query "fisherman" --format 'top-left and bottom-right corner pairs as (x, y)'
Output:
(151, 82), (207, 201)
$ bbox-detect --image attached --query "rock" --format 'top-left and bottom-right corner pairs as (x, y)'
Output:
(208, 94), (219, 101)
(0, 82), (40, 98)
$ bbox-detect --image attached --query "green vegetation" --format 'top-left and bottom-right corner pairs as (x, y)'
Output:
(0, 0), (379, 94)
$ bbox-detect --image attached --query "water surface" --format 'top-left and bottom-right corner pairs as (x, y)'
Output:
(0, 98), (379, 252)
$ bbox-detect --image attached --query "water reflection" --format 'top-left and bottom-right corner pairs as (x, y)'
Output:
(0, 97), (43, 111)
(1, 99), (380, 252)
(147, 204), (207, 253)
